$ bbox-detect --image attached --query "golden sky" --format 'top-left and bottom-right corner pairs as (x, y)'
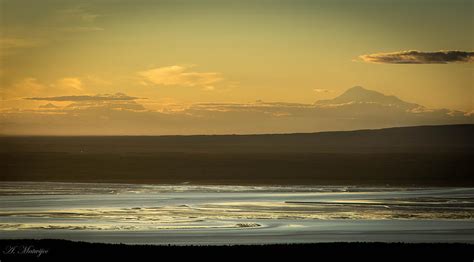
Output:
(0, 0), (473, 135)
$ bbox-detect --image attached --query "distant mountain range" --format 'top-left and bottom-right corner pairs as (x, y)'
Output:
(1, 86), (473, 135)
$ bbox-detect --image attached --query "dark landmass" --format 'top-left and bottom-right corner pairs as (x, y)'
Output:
(0, 239), (473, 261)
(1, 124), (473, 186)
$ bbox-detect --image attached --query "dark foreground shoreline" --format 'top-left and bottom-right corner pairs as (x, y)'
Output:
(0, 239), (473, 261)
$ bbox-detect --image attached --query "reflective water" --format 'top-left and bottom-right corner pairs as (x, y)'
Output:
(1, 182), (473, 244)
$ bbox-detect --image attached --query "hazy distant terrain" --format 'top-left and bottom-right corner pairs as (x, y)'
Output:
(2, 87), (473, 135)
(1, 124), (473, 186)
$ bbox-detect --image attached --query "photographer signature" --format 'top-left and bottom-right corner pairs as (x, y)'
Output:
(3, 245), (49, 258)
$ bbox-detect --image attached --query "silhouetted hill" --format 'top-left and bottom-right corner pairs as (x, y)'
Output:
(1, 124), (472, 154)
(1, 125), (472, 186)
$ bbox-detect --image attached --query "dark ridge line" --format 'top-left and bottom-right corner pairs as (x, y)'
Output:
(0, 124), (472, 138)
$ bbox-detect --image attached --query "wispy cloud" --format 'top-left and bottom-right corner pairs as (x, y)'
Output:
(313, 88), (331, 93)
(54, 78), (83, 91)
(25, 93), (140, 102)
(55, 7), (104, 33)
(138, 65), (223, 90)
(58, 26), (104, 32)
(0, 37), (42, 57)
(1, 78), (45, 99)
(1, 77), (86, 100)
(358, 50), (474, 64)
(57, 7), (101, 23)
(0, 38), (40, 49)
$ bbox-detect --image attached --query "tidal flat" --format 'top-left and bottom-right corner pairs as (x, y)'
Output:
(1, 182), (473, 245)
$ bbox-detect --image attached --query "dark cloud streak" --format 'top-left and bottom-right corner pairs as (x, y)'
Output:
(359, 50), (474, 64)
(25, 93), (142, 102)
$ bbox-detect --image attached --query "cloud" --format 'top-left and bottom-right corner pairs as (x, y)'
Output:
(25, 93), (140, 102)
(54, 78), (83, 91)
(3, 98), (472, 135)
(359, 50), (474, 64)
(57, 7), (100, 23)
(84, 75), (112, 86)
(0, 38), (40, 49)
(138, 65), (223, 90)
(0, 78), (45, 99)
(313, 88), (331, 93)
(1, 77), (86, 100)
(55, 7), (103, 33)
(0, 37), (42, 57)
(71, 100), (146, 111)
(3, 88), (472, 135)
(19, 93), (148, 113)
(66, 100), (146, 111)
(59, 26), (104, 32)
